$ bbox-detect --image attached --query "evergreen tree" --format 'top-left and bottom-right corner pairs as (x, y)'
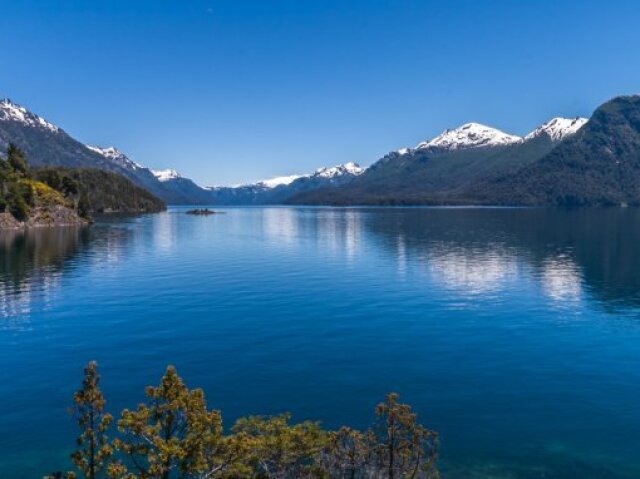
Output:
(70, 361), (114, 479)
(374, 393), (439, 479)
(321, 427), (375, 479)
(113, 366), (226, 479)
(232, 414), (327, 479)
(6, 143), (30, 176)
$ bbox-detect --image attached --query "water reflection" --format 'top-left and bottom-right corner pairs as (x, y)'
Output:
(2, 208), (640, 325)
(2, 208), (640, 478)
(0, 227), (90, 324)
(542, 256), (583, 303)
(359, 207), (640, 311)
(426, 246), (519, 295)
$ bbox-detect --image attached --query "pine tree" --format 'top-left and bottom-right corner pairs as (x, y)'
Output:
(70, 361), (114, 479)
(113, 366), (226, 479)
(6, 143), (29, 176)
(232, 413), (327, 478)
(374, 393), (439, 479)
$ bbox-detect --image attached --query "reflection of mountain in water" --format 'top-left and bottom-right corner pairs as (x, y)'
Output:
(359, 208), (640, 310)
(0, 227), (91, 322)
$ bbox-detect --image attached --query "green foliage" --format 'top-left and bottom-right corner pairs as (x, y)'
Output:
(34, 167), (166, 217)
(0, 145), (35, 220)
(232, 414), (327, 478)
(113, 366), (228, 479)
(70, 362), (114, 479)
(58, 365), (439, 479)
(374, 393), (439, 479)
(5, 181), (32, 220)
(7, 143), (30, 176)
(321, 427), (376, 479)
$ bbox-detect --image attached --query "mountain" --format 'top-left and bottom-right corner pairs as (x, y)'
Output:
(0, 99), (209, 204)
(150, 169), (214, 204)
(208, 162), (365, 205)
(466, 95), (640, 206)
(414, 122), (522, 151)
(290, 118), (588, 205)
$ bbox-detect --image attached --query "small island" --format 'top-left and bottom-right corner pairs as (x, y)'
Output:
(186, 208), (223, 215)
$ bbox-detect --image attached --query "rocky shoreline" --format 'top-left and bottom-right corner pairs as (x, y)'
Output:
(0, 206), (88, 230)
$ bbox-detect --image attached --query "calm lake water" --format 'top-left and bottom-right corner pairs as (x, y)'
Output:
(1, 207), (640, 478)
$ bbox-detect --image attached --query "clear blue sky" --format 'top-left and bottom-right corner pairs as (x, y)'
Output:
(2, 0), (640, 186)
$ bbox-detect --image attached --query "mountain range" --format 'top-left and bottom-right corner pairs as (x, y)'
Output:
(294, 96), (640, 206)
(3, 95), (640, 207)
(290, 116), (591, 205)
(0, 98), (366, 205)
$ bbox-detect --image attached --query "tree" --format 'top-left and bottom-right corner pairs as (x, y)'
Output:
(321, 427), (376, 479)
(6, 143), (29, 176)
(113, 366), (228, 479)
(373, 393), (439, 479)
(70, 361), (114, 479)
(5, 181), (31, 220)
(232, 414), (327, 479)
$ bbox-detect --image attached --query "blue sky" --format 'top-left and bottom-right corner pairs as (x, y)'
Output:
(2, 0), (640, 185)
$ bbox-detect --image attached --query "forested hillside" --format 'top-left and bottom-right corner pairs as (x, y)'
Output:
(35, 167), (166, 214)
(467, 96), (640, 206)
(0, 145), (165, 228)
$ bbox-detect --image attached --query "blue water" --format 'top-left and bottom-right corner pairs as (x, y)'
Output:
(1, 207), (640, 478)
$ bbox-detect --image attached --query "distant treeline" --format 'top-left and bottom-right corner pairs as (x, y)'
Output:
(45, 362), (439, 479)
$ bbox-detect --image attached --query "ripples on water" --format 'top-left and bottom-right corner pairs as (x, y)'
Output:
(1, 207), (640, 478)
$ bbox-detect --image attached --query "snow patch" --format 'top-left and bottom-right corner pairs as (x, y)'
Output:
(313, 162), (365, 178)
(0, 98), (59, 132)
(258, 174), (304, 188)
(152, 169), (182, 182)
(86, 145), (143, 170)
(416, 122), (522, 151)
(524, 117), (588, 142)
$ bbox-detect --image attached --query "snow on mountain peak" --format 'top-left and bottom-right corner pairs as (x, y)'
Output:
(314, 162), (365, 178)
(524, 117), (588, 141)
(0, 98), (59, 132)
(152, 169), (182, 182)
(86, 145), (143, 170)
(258, 174), (303, 188)
(416, 122), (523, 151)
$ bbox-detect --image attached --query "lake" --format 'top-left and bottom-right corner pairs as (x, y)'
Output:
(1, 207), (640, 478)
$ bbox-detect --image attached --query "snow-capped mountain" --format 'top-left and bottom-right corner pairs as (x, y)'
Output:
(151, 169), (182, 182)
(524, 117), (588, 141)
(0, 98), (59, 133)
(292, 115), (592, 205)
(219, 162), (365, 191)
(416, 122), (523, 152)
(86, 145), (143, 171)
(314, 162), (365, 178)
(0, 98), (216, 204)
(257, 174), (303, 188)
(395, 118), (587, 157)
(208, 163), (366, 205)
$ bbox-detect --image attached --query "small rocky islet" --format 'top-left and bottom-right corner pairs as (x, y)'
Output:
(185, 208), (223, 216)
